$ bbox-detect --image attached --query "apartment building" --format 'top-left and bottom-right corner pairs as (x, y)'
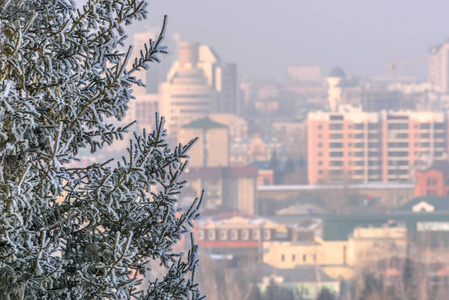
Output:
(308, 108), (448, 184)
(429, 41), (449, 94)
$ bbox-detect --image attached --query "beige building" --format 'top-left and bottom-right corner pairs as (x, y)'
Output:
(327, 67), (346, 111)
(184, 166), (258, 213)
(178, 117), (229, 168)
(429, 42), (449, 94)
(263, 225), (407, 280)
(160, 42), (238, 144)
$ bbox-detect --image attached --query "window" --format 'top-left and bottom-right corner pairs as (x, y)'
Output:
(292, 254), (296, 261)
(330, 152), (343, 157)
(318, 161), (323, 166)
(318, 143), (322, 148)
(241, 230), (249, 240)
(348, 134), (352, 138)
(231, 230), (238, 240)
(252, 230), (260, 240)
(348, 125), (352, 129)
(313, 255), (317, 262)
(318, 170), (323, 174)
(208, 230), (216, 241)
(420, 123), (430, 129)
(329, 143), (343, 148)
(330, 133), (343, 139)
(318, 134), (322, 138)
(198, 230), (204, 241)
(303, 254), (306, 262)
(318, 125), (322, 130)
(330, 115), (343, 120)
(329, 124), (343, 130)
(318, 152), (323, 157)
(220, 230), (227, 240)
(330, 161), (343, 166)
(263, 230), (271, 240)
(343, 246), (347, 264)
(388, 123), (408, 130)
(281, 254), (285, 261)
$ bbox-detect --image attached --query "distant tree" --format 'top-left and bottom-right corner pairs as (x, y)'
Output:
(248, 284), (262, 300)
(0, 0), (203, 299)
(269, 151), (282, 184)
(358, 273), (383, 300)
(284, 156), (295, 174)
(317, 288), (336, 300)
(402, 244), (417, 300)
(265, 279), (281, 300)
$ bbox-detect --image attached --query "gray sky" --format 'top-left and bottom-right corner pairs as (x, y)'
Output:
(81, 0), (449, 80)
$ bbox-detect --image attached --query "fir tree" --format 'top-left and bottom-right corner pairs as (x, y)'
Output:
(0, 0), (203, 299)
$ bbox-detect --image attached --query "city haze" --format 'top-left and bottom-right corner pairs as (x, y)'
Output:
(138, 0), (449, 79)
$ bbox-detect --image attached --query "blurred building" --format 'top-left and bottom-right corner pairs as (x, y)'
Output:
(327, 67), (346, 111)
(160, 41), (239, 143)
(208, 113), (248, 141)
(308, 109), (449, 184)
(130, 31), (180, 94)
(415, 161), (449, 197)
(124, 93), (159, 129)
(184, 166), (258, 214)
(195, 212), (277, 265)
(257, 264), (340, 300)
(178, 117), (229, 167)
(429, 41), (449, 94)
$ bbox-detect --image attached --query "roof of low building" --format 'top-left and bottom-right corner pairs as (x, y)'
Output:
(256, 263), (338, 284)
(182, 117), (227, 129)
(391, 197), (449, 212)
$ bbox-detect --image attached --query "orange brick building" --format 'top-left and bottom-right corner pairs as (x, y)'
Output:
(415, 161), (449, 197)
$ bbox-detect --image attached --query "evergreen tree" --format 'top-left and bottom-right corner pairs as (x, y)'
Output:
(0, 0), (203, 299)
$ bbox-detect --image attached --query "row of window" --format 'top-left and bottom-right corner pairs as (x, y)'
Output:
(281, 253), (316, 263)
(322, 141), (446, 149)
(197, 229), (271, 241)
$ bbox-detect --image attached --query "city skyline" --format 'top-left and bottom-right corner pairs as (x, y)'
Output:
(136, 0), (449, 80)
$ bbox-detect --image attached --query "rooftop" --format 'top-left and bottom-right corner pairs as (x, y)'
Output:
(182, 117), (227, 129)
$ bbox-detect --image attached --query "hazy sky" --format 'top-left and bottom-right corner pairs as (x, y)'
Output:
(81, 0), (449, 80)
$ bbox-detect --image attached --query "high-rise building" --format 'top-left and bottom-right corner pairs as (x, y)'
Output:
(130, 31), (180, 94)
(429, 42), (449, 94)
(160, 42), (239, 143)
(308, 108), (449, 184)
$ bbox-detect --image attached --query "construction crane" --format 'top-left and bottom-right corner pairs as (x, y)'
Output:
(388, 54), (426, 84)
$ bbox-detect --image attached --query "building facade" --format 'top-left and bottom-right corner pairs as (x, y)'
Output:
(184, 166), (258, 214)
(429, 42), (449, 94)
(308, 109), (449, 184)
(415, 162), (449, 197)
